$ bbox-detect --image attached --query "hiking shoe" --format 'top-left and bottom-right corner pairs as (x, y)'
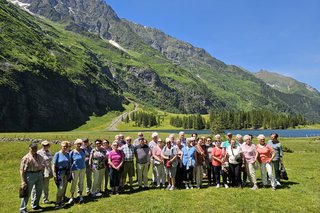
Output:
(188, 184), (193, 189)
(216, 184), (220, 188)
(251, 185), (258, 190)
(79, 196), (84, 203)
(68, 198), (74, 204)
(169, 186), (175, 191)
(272, 187), (276, 191)
(166, 185), (171, 190)
(276, 181), (282, 186)
(224, 184), (229, 189)
(185, 184), (189, 190)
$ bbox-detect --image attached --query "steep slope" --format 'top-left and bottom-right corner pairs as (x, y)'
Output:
(4, 0), (320, 123)
(0, 0), (125, 131)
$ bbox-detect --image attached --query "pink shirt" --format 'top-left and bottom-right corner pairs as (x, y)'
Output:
(152, 145), (163, 163)
(256, 144), (273, 163)
(109, 150), (123, 167)
(241, 143), (257, 164)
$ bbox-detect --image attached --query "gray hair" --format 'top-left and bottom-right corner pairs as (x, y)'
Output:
(257, 134), (265, 141)
(243, 135), (251, 141)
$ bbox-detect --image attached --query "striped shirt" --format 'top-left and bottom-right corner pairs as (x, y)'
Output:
(122, 144), (134, 162)
(20, 152), (44, 172)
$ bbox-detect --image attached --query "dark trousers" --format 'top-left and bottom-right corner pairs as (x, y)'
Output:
(109, 167), (121, 187)
(229, 163), (241, 187)
(213, 166), (228, 185)
(242, 163), (247, 184)
(207, 163), (215, 184)
(175, 164), (184, 186)
(183, 166), (194, 182)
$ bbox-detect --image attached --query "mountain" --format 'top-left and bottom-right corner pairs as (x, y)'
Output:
(1, 0), (320, 132)
(255, 70), (320, 97)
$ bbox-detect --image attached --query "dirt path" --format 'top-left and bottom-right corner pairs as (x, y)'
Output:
(107, 102), (138, 131)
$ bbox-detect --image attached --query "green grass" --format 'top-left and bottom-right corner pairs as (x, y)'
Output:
(0, 135), (320, 212)
(291, 124), (320, 130)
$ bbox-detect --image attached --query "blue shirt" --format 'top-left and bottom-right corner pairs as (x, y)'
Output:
(53, 151), (70, 170)
(70, 150), (86, 171)
(182, 146), (196, 169)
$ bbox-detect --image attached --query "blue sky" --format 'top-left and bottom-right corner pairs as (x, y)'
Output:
(107, 0), (320, 90)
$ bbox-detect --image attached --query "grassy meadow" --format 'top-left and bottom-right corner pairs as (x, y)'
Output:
(0, 132), (320, 212)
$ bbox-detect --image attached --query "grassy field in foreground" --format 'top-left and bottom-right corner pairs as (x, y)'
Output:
(0, 136), (320, 212)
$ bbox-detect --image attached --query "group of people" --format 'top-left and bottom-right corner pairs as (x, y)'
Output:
(19, 131), (283, 213)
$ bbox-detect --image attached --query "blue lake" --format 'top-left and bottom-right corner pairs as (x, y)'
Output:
(112, 129), (320, 138)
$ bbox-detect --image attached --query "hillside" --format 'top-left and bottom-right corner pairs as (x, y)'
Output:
(1, 0), (320, 132)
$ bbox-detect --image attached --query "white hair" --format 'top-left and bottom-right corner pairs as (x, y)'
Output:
(215, 134), (221, 139)
(236, 134), (242, 140)
(179, 131), (185, 136)
(151, 132), (158, 138)
(257, 134), (265, 141)
(243, 135), (251, 141)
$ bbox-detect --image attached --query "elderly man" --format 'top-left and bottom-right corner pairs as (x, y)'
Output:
(134, 138), (151, 189)
(121, 136), (135, 192)
(31, 140), (53, 204)
(20, 143), (44, 213)
(179, 131), (186, 146)
(134, 132), (144, 147)
(118, 134), (126, 147)
(82, 138), (93, 195)
(149, 132), (158, 187)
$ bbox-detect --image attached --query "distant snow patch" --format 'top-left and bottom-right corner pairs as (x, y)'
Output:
(108, 40), (128, 53)
(8, 0), (34, 14)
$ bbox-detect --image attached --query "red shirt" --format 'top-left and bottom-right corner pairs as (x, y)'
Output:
(211, 147), (223, 166)
(256, 144), (273, 163)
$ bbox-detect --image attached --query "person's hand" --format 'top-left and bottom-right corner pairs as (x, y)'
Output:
(21, 181), (27, 187)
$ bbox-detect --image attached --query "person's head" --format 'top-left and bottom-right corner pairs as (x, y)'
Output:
(60, 141), (69, 153)
(102, 139), (110, 148)
(248, 134), (254, 140)
(270, 133), (279, 140)
(176, 139), (181, 146)
(179, 131), (185, 139)
(198, 137), (204, 145)
(82, 138), (89, 147)
(191, 133), (198, 139)
(114, 135), (120, 141)
(243, 135), (251, 144)
(257, 134), (266, 145)
(165, 138), (171, 147)
(139, 137), (145, 145)
(236, 134), (243, 143)
(137, 132), (144, 138)
(95, 139), (102, 149)
(41, 140), (50, 151)
(190, 137), (196, 146)
(119, 134), (124, 141)
(66, 141), (72, 152)
(214, 134), (221, 142)
(206, 137), (212, 145)
(112, 141), (118, 150)
(226, 132), (233, 140)
(74, 139), (83, 150)
(143, 139), (148, 145)
(157, 138), (163, 148)
(29, 143), (38, 154)
(186, 138), (192, 147)
(215, 139), (222, 148)
(125, 136), (132, 145)
(152, 132), (158, 141)
(169, 134), (175, 142)
(230, 139), (236, 147)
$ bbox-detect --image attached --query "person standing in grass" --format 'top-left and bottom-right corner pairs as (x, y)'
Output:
(120, 136), (135, 192)
(135, 138), (151, 189)
(162, 138), (178, 190)
(195, 137), (206, 189)
(68, 139), (86, 204)
(20, 143), (44, 213)
(182, 138), (196, 189)
(179, 131), (186, 146)
(268, 133), (283, 186)
(212, 139), (228, 188)
(175, 138), (184, 188)
(82, 138), (92, 195)
(226, 139), (244, 187)
(89, 139), (106, 197)
(152, 138), (166, 188)
(102, 139), (111, 194)
(256, 134), (276, 191)
(109, 141), (124, 195)
(149, 132), (159, 187)
(241, 135), (258, 190)
(205, 137), (215, 186)
(31, 140), (53, 204)
(53, 141), (71, 209)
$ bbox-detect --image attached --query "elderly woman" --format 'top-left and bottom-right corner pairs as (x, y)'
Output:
(162, 138), (178, 190)
(68, 139), (86, 204)
(194, 137), (206, 189)
(205, 137), (215, 186)
(256, 134), (276, 191)
(182, 138), (196, 189)
(152, 138), (166, 188)
(89, 139), (106, 197)
(102, 139), (111, 194)
(175, 139), (184, 187)
(241, 135), (258, 190)
(82, 138), (92, 195)
(53, 141), (71, 209)
(211, 139), (228, 188)
(226, 139), (244, 187)
(109, 141), (124, 195)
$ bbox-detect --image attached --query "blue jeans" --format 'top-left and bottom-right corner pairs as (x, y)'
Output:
(20, 172), (43, 211)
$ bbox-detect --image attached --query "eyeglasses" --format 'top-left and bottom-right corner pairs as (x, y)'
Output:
(62, 146), (68, 148)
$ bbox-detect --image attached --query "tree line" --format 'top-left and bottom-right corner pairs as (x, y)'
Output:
(170, 110), (307, 132)
(122, 111), (160, 127)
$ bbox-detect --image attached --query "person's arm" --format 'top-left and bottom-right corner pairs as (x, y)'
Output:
(89, 150), (94, 171)
(161, 147), (169, 160)
(20, 159), (26, 186)
(279, 143), (283, 163)
(153, 148), (162, 162)
(117, 155), (124, 170)
(269, 145), (275, 162)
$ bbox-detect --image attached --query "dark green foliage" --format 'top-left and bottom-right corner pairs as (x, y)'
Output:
(130, 111), (159, 128)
